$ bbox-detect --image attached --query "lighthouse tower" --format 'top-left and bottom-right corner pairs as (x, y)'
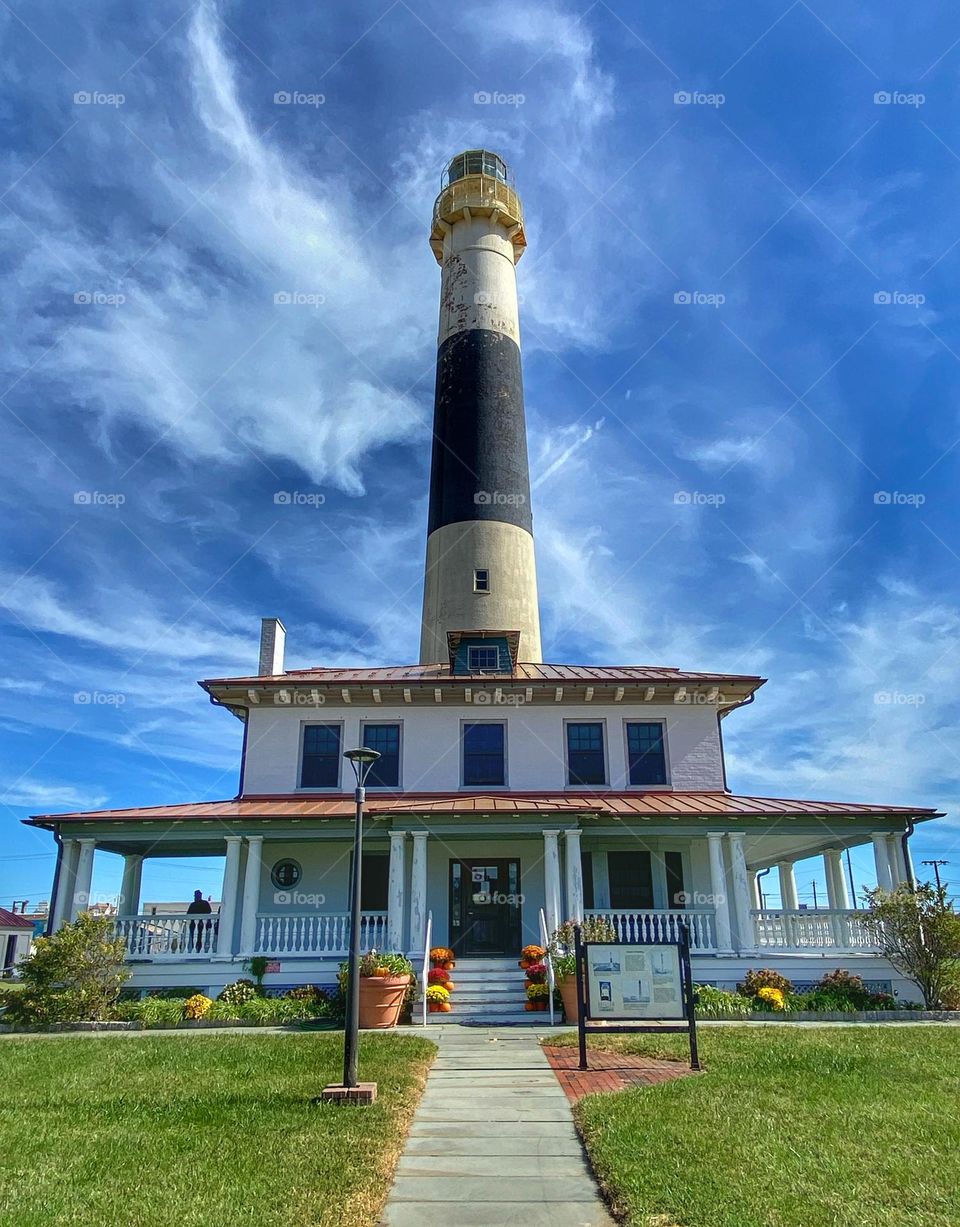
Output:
(419, 150), (542, 665)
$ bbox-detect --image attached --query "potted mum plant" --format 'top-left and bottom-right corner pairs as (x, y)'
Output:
(342, 951), (413, 1029)
(426, 984), (452, 1013)
(430, 946), (456, 970)
(525, 982), (550, 1011)
(549, 917), (616, 1021)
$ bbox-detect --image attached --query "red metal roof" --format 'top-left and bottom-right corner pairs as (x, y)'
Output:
(203, 662), (765, 687)
(25, 790), (939, 826)
(0, 907), (35, 930)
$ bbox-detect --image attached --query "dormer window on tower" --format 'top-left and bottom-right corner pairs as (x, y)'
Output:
(473, 569), (490, 593)
(468, 645), (500, 672)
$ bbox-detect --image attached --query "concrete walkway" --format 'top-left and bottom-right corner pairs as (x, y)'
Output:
(381, 1024), (614, 1227)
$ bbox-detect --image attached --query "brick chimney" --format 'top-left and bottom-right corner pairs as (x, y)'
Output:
(258, 618), (286, 676)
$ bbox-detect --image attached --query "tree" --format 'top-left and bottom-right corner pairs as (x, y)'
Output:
(863, 882), (960, 1008)
(8, 913), (129, 1023)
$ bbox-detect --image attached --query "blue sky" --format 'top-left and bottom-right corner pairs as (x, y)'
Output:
(2, 0), (959, 911)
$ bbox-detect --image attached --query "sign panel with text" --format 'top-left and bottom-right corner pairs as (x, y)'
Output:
(585, 942), (685, 1020)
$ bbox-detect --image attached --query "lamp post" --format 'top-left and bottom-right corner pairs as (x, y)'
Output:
(341, 746), (381, 1092)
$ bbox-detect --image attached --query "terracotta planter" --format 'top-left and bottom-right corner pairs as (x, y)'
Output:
(358, 974), (411, 1029)
(558, 976), (581, 1023)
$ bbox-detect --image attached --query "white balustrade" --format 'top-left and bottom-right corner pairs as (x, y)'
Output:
(113, 914), (218, 958)
(752, 909), (878, 951)
(253, 911), (387, 956)
(585, 909), (718, 952)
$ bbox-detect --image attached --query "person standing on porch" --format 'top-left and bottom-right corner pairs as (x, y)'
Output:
(186, 890), (212, 953)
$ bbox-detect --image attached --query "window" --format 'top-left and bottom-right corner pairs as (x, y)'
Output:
(566, 722), (606, 785)
(300, 724), (341, 788)
(665, 851), (685, 909)
(626, 722), (667, 785)
(348, 852), (389, 911)
(467, 645), (499, 671)
(608, 850), (654, 910)
(271, 859), (302, 891)
(362, 723), (400, 787)
(463, 722), (505, 786)
(473, 569), (490, 593)
(581, 849), (595, 910)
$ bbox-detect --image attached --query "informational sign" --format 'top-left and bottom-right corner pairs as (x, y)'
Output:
(574, 925), (700, 1071)
(585, 942), (685, 1020)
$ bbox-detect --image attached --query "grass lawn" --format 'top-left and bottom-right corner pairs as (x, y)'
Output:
(0, 1032), (434, 1227)
(557, 1027), (960, 1227)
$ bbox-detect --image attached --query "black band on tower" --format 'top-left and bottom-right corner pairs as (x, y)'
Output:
(427, 328), (533, 536)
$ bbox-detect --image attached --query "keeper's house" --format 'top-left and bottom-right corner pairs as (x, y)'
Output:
(26, 151), (941, 1016)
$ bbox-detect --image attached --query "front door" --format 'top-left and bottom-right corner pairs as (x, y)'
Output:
(449, 859), (522, 956)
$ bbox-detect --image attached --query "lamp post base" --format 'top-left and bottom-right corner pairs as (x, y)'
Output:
(318, 1082), (378, 1105)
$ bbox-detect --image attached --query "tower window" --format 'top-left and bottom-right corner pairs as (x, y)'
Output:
(474, 569), (490, 593)
(467, 645), (500, 672)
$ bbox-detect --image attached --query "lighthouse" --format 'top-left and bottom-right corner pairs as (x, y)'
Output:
(419, 150), (542, 665)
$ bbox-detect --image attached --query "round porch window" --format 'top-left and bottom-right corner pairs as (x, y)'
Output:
(271, 859), (302, 890)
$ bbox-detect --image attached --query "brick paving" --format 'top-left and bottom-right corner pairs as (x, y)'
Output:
(543, 1044), (695, 1104)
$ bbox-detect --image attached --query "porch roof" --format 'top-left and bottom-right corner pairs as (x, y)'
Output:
(24, 789), (941, 828)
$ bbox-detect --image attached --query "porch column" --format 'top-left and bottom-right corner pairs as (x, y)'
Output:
(563, 829), (585, 924)
(51, 838), (81, 931)
(824, 849), (849, 909)
(543, 830), (563, 938)
(238, 835), (264, 957)
(409, 832), (428, 956)
(387, 831), (407, 951)
(886, 834), (908, 887)
(119, 854), (143, 916)
(777, 861), (799, 911)
(748, 870), (761, 910)
(871, 832), (893, 891)
(727, 833), (755, 953)
(706, 833), (733, 954)
(70, 839), (97, 922)
(215, 836), (243, 958)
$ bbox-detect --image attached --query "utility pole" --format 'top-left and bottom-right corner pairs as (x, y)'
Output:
(921, 860), (949, 890)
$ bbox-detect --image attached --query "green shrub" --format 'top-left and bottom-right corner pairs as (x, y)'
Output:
(136, 997), (186, 1026)
(694, 985), (752, 1017)
(5, 914), (129, 1024)
(737, 968), (794, 998)
(145, 986), (206, 1001)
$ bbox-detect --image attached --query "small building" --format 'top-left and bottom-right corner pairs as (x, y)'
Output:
(24, 150), (942, 1014)
(0, 908), (35, 975)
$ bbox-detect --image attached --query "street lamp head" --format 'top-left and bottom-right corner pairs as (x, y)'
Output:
(343, 746), (381, 786)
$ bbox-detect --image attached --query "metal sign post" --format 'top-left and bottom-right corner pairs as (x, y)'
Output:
(574, 921), (700, 1072)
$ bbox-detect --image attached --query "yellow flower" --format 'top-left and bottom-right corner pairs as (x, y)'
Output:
(757, 986), (785, 1011)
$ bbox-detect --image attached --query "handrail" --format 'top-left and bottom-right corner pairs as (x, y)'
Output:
(539, 908), (555, 1027)
(421, 911), (433, 1027)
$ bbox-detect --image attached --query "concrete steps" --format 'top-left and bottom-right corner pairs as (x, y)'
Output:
(425, 956), (550, 1023)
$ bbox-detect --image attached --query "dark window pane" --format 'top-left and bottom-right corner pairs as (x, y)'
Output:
(300, 724), (341, 787)
(581, 849), (595, 910)
(567, 722), (605, 785)
(627, 722), (667, 785)
(608, 850), (654, 910)
(363, 724), (400, 787)
(665, 851), (685, 909)
(348, 852), (390, 911)
(463, 722), (505, 785)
